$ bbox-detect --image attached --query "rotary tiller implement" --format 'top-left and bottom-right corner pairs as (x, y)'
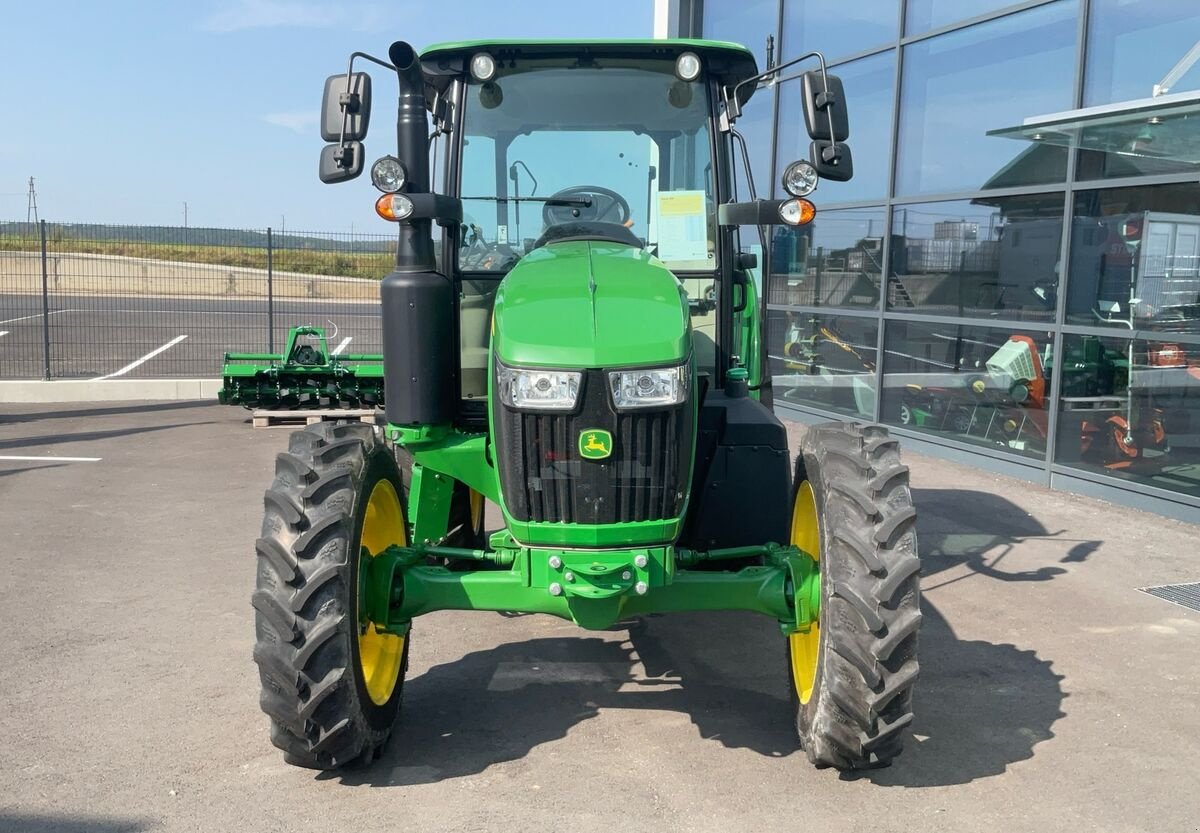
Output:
(251, 38), (921, 773)
(219, 326), (384, 409)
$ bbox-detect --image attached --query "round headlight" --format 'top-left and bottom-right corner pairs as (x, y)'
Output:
(782, 160), (819, 197)
(779, 198), (816, 226)
(470, 52), (497, 82)
(375, 193), (414, 222)
(370, 156), (407, 194)
(675, 52), (701, 82)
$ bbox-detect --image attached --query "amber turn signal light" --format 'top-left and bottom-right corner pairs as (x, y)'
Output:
(779, 198), (816, 226)
(375, 193), (414, 222)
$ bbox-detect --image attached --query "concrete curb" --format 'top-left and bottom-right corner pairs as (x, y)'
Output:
(0, 379), (222, 403)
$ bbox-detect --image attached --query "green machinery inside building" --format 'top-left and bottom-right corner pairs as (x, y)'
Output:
(251, 38), (921, 773)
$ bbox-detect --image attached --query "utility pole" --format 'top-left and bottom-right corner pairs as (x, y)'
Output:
(183, 201), (188, 244)
(280, 215), (285, 236)
(26, 177), (39, 225)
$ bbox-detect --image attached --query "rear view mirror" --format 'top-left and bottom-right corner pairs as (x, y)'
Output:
(319, 141), (363, 183)
(801, 71), (849, 142)
(809, 140), (853, 182)
(321, 72), (372, 142)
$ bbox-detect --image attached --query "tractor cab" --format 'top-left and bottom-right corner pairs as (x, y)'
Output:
(317, 39), (853, 427)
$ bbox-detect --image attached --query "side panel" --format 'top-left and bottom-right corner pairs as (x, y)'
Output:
(679, 392), (791, 549)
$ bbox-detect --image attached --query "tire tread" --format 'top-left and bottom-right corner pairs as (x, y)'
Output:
(252, 421), (405, 770)
(793, 421), (921, 770)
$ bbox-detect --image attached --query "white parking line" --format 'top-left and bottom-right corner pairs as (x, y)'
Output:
(0, 455), (102, 462)
(332, 337), (352, 355)
(0, 309), (70, 325)
(0, 331), (8, 337)
(93, 335), (189, 380)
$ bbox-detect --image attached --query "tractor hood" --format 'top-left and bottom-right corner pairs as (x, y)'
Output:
(491, 241), (690, 369)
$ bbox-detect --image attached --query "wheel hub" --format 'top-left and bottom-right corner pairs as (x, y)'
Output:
(357, 479), (407, 706)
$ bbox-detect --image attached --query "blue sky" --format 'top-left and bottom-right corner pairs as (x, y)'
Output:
(0, 0), (652, 232)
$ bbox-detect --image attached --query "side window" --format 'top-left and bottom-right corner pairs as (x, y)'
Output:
(459, 278), (499, 400)
(460, 134), (501, 268)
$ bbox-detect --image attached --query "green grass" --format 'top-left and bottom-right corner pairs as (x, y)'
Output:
(0, 235), (395, 280)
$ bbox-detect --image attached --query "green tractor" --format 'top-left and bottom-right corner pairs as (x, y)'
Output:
(252, 38), (920, 772)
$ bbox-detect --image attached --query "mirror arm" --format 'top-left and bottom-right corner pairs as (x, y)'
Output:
(333, 51), (394, 162)
(724, 50), (838, 143)
(725, 51), (825, 117)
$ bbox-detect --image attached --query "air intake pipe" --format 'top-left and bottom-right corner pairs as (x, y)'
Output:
(379, 40), (456, 426)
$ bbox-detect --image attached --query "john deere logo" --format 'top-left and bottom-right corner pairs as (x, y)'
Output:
(579, 429), (613, 460)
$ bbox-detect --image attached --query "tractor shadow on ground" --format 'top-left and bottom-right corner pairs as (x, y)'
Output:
(860, 601), (1066, 787)
(0, 812), (150, 833)
(336, 609), (1065, 789)
(913, 487), (1105, 583)
(853, 487), (1080, 787)
(334, 488), (1073, 789)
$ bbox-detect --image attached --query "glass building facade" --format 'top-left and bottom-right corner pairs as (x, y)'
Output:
(677, 0), (1200, 521)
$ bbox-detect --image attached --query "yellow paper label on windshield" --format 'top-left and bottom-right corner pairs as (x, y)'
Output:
(656, 190), (708, 263)
(659, 192), (704, 216)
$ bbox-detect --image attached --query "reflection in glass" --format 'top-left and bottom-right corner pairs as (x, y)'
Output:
(1067, 184), (1200, 335)
(1055, 335), (1200, 499)
(776, 51), (895, 203)
(782, 0), (896, 64)
(704, 0), (777, 69)
(767, 207), (886, 308)
(1074, 106), (1200, 180)
(881, 321), (1054, 459)
(888, 195), (1064, 320)
(894, 1), (1076, 196)
(1084, 0), (1200, 107)
(905, 0), (1028, 36)
(768, 310), (878, 419)
(732, 86), (776, 201)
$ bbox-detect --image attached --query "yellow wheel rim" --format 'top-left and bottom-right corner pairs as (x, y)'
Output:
(788, 480), (821, 705)
(468, 489), (485, 538)
(357, 478), (406, 706)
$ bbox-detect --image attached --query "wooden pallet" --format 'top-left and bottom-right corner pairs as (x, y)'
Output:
(251, 409), (379, 428)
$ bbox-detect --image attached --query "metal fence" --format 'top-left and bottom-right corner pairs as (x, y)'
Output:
(0, 220), (396, 380)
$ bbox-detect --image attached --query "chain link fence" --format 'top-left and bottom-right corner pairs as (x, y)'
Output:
(0, 221), (396, 380)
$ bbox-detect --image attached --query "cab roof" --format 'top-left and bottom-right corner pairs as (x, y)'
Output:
(418, 38), (760, 104)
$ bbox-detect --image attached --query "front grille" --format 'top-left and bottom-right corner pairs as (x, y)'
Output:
(495, 368), (691, 524)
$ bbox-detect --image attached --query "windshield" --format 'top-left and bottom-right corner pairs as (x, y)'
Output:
(457, 57), (717, 272)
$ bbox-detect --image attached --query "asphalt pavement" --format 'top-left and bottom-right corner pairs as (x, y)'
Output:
(0, 293), (382, 381)
(0, 402), (1197, 833)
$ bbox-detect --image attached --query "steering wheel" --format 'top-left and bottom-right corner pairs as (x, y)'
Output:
(543, 185), (632, 227)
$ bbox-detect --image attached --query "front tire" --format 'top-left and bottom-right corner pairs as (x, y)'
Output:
(252, 421), (409, 769)
(788, 422), (921, 769)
